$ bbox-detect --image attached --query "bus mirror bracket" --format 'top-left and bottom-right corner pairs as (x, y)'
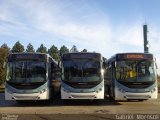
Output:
(58, 61), (61, 68)
(3, 62), (6, 69)
(155, 63), (158, 69)
(103, 62), (106, 68)
(112, 62), (116, 67)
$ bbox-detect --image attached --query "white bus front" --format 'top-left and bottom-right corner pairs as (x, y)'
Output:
(113, 58), (158, 100)
(5, 54), (50, 101)
(61, 53), (104, 100)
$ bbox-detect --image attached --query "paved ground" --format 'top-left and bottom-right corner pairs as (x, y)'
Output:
(0, 93), (160, 120)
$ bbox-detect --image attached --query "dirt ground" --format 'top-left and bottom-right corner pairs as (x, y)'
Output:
(0, 93), (160, 120)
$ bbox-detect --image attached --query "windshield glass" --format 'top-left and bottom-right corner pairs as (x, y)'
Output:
(115, 60), (155, 82)
(6, 61), (46, 83)
(62, 59), (101, 82)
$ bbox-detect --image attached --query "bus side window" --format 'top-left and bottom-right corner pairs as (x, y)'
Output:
(112, 62), (115, 68)
(51, 62), (60, 80)
(112, 62), (116, 78)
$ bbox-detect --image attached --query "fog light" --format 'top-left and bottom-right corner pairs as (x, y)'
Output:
(63, 88), (69, 93)
(99, 88), (102, 91)
(151, 88), (156, 93)
(40, 89), (47, 94)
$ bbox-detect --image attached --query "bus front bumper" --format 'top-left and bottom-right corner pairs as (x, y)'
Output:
(115, 87), (158, 100)
(5, 89), (49, 100)
(61, 88), (104, 99)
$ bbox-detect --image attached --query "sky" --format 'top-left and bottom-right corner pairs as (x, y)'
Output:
(0, 0), (160, 74)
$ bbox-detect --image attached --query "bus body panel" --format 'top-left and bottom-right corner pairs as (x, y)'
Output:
(113, 80), (158, 100)
(5, 88), (50, 100)
(114, 87), (158, 100)
(61, 80), (105, 100)
(61, 87), (104, 99)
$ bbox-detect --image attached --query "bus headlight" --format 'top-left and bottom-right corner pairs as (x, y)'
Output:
(6, 89), (12, 94)
(96, 88), (102, 93)
(40, 88), (47, 94)
(63, 88), (69, 93)
(118, 88), (125, 93)
(151, 88), (156, 93)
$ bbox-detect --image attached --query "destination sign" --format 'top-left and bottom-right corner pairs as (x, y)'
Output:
(8, 53), (47, 62)
(126, 54), (144, 59)
(117, 53), (153, 60)
(63, 53), (100, 60)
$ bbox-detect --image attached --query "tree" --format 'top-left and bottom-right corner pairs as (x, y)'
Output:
(70, 45), (78, 53)
(26, 43), (35, 53)
(11, 41), (24, 53)
(0, 47), (9, 85)
(48, 45), (59, 61)
(81, 49), (87, 52)
(60, 45), (69, 56)
(36, 44), (47, 53)
(1, 43), (10, 51)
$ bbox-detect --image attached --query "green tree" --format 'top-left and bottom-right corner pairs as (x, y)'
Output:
(1, 43), (10, 52)
(0, 47), (9, 85)
(26, 43), (35, 52)
(36, 44), (47, 53)
(81, 49), (87, 52)
(48, 45), (59, 61)
(70, 45), (78, 53)
(11, 41), (24, 53)
(60, 45), (69, 56)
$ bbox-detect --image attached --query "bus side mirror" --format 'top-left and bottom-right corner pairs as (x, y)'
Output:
(155, 63), (158, 69)
(3, 62), (6, 69)
(112, 62), (115, 67)
(58, 61), (61, 68)
(154, 58), (158, 69)
(103, 62), (106, 68)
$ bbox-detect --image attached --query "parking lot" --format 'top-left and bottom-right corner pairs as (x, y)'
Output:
(0, 93), (160, 120)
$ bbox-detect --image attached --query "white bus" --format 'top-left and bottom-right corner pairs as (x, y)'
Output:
(5, 53), (60, 101)
(105, 53), (158, 101)
(61, 52), (105, 100)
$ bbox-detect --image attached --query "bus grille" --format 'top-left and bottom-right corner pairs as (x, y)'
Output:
(125, 95), (150, 99)
(13, 96), (38, 100)
(70, 84), (97, 89)
(71, 95), (96, 99)
(118, 81), (154, 89)
(125, 84), (151, 89)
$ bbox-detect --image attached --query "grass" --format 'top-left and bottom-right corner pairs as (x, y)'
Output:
(0, 84), (4, 93)
(0, 88), (4, 93)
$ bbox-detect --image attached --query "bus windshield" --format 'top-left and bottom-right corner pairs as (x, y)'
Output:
(62, 59), (101, 82)
(115, 60), (155, 82)
(6, 61), (46, 83)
